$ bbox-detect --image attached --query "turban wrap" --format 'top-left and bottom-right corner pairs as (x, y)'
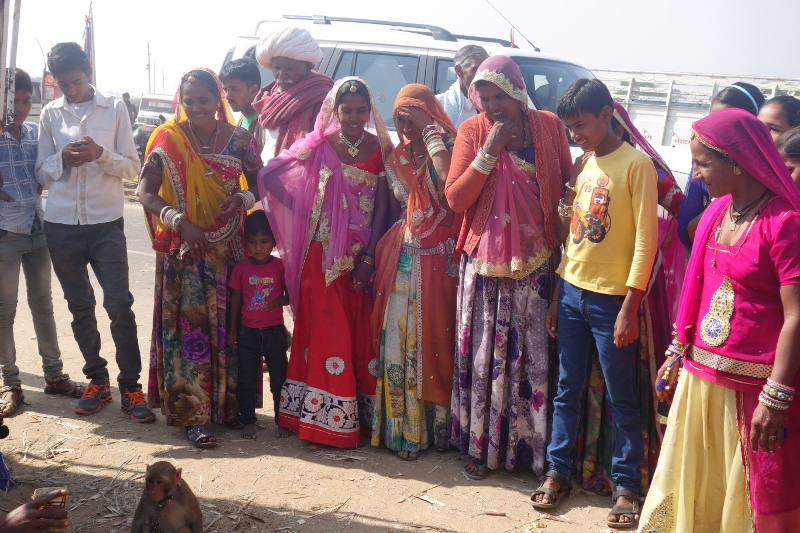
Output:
(256, 25), (323, 71)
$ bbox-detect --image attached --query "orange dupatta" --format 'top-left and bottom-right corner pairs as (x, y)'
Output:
(371, 85), (459, 403)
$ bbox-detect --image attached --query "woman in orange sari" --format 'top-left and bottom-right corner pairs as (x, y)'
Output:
(138, 69), (262, 447)
(370, 85), (460, 460)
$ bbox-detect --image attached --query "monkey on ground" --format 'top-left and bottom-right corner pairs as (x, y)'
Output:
(131, 461), (202, 533)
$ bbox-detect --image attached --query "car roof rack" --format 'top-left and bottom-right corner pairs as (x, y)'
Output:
(280, 15), (458, 42)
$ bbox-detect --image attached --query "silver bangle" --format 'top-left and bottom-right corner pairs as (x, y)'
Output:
(235, 190), (256, 211)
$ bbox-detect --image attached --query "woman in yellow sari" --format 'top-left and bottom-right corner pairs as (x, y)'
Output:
(138, 68), (262, 447)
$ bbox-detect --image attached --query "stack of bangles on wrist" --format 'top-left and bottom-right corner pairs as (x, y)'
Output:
(759, 378), (795, 411)
(360, 253), (375, 267)
(655, 338), (685, 392)
(160, 205), (185, 230)
(471, 147), (498, 175)
(422, 125), (446, 157)
(234, 190), (256, 211)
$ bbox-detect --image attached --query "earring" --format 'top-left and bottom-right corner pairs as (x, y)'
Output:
(733, 166), (742, 175)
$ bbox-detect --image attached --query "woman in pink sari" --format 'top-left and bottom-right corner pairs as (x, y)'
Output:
(445, 56), (572, 479)
(639, 108), (800, 532)
(257, 77), (393, 448)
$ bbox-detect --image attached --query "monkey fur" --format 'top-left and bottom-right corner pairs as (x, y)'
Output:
(131, 461), (202, 533)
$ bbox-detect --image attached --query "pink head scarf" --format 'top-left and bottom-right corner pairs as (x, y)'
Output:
(468, 55), (528, 110)
(675, 108), (800, 345)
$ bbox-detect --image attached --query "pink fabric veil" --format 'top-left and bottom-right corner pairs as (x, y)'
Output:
(257, 76), (393, 314)
(675, 108), (800, 346)
(466, 56), (550, 278)
(612, 102), (685, 322)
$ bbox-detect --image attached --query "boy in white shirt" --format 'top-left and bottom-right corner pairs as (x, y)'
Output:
(36, 42), (153, 423)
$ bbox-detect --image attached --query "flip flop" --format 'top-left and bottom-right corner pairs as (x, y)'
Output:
(531, 470), (572, 509)
(186, 425), (217, 448)
(0, 386), (24, 416)
(44, 375), (85, 398)
(606, 489), (640, 529)
(397, 451), (418, 462)
(462, 462), (489, 480)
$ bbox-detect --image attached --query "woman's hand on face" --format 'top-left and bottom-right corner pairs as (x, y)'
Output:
(483, 118), (519, 156)
(751, 403), (787, 453)
(350, 260), (374, 292)
(216, 194), (243, 224)
(399, 106), (434, 133)
(178, 219), (210, 260)
(655, 357), (681, 404)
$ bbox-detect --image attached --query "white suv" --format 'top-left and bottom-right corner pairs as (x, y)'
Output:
(221, 15), (593, 135)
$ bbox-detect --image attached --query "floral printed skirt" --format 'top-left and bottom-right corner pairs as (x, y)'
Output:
(147, 244), (238, 427)
(278, 241), (377, 448)
(450, 254), (551, 474)
(371, 238), (456, 453)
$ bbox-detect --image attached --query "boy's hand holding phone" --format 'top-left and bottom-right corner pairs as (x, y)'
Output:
(62, 136), (103, 167)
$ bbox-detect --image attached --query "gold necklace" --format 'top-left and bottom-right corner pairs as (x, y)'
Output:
(189, 121), (219, 152)
(340, 131), (365, 158)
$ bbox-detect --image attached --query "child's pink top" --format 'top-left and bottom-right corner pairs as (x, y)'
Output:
(228, 256), (285, 328)
(686, 196), (800, 391)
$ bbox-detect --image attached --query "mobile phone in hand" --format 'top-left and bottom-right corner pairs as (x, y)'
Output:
(69, 139), (88, 147)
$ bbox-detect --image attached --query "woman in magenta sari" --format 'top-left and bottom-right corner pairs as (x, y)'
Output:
(257, 77), (393, 448)
(639, 108), (800, 532)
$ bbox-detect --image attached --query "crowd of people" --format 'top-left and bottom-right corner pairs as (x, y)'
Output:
(2, 23), (800, 531)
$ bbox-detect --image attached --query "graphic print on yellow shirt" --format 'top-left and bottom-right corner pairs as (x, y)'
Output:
(571, 173), (612, 244)
(556, 143), (658, 295)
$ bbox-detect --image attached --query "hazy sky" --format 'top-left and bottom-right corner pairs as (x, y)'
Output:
(13, 0), (800, 97)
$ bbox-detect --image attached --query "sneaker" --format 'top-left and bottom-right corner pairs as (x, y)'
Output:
(120, 388), (156, 423)
(75, 381), (112, 415)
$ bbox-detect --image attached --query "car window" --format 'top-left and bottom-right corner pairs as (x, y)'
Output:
(434, 59), (456, 95)
(513, 58), (593, 115)
(334, 51), (420, 129)
(140, 99), (174, 113)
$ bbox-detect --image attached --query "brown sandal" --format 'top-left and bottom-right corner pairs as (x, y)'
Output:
(44, 374), (85, 398)
(0, 386), (24, 416)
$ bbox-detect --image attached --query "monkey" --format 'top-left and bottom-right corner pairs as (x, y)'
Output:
(131, 461), (203, 533)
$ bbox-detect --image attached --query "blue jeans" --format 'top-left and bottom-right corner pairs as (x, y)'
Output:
(44, 219), (141, 389)
(547, 279), (643, 493)
(237, 324), (288, 425)
(0, 227), (63, 387)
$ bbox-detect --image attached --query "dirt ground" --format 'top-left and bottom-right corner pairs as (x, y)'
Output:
(0, 184), (626, 533)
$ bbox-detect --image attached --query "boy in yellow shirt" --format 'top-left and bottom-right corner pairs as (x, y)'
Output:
(531, 79), (657, 530)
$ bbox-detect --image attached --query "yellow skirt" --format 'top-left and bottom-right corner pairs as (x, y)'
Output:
(638, 370), (752, 533)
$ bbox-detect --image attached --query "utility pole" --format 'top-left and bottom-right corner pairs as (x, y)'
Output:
(146, 42), (151, 93)
(0, 0), (21, 128)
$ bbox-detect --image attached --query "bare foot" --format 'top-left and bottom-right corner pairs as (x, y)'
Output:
(608, 495), (640, 525)
(274, 425), (292, 438)
(531, 477), (561, 505)
(463, 461), (489, 479)
(241, 423), (258, 440)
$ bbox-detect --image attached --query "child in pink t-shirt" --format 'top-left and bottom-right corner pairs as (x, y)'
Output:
(228, 211), (290, 439)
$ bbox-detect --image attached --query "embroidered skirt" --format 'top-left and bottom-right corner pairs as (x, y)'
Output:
(449, 254), (551, 474)
(278, 241), (377, 448)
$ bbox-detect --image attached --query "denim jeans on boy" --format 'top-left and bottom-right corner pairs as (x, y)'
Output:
(236, 324), (288, 425)
(0, 227), (63, 387)
(547, 279), (644, 494)
(44, 218), (142, 389)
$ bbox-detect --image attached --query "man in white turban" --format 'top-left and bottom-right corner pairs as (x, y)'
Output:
(252, 25), (333, 161)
